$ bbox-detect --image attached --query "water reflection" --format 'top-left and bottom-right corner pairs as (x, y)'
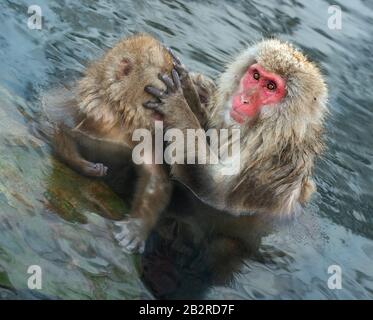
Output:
(141, 184), (276, 299)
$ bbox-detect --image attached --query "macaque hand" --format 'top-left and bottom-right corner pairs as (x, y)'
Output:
(144, 69), (199, 129)
(166, 48), (189, 86)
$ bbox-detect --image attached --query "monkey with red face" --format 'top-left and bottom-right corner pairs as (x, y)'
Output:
(144, 39), (328, 217)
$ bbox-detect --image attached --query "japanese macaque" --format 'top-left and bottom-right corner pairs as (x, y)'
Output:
(144, 39), (328, 217)
(42, 34), (215, 253)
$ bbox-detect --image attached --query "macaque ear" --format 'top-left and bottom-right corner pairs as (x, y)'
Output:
(116, 57), (133, 80)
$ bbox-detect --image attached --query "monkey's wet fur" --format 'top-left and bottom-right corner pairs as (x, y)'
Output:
(40, 34), (327, 255)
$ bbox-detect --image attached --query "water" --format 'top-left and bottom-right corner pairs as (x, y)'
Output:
(0, 0), (372, 299)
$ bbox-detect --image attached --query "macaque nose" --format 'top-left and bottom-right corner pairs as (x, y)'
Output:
(242, 88), (258, 104)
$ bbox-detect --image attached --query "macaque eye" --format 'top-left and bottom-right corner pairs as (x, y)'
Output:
(253, 72), (260, 80)
(267, 81), (276, 91)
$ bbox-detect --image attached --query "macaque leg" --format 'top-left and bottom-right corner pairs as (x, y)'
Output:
(53, 127), (108, 177)
(114, 164), (172, 253)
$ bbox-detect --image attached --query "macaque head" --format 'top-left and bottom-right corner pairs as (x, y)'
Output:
(218, 39), (327, 127)
(230, 63), (286, 123)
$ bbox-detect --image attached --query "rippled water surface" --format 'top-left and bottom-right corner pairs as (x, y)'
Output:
(0, 0), (372, 299)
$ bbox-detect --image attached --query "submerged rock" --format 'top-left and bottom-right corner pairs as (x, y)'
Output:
(0, 85), (148, 299)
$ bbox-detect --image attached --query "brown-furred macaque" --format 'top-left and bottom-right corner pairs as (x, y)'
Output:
(144, 39), (328, 218)
(43, 34), (215, 253)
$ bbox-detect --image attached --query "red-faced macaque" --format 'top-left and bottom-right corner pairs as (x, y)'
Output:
(43, 34), (215, 253)
(144, 39), (328, 218)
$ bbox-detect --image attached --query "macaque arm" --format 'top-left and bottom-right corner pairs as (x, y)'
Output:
(131, 164), (172, 231)
(167, 48), (209, 127)
(144, 69), (229, 211)
(181, 73), (208, 127)
(114, 163), (172, 253)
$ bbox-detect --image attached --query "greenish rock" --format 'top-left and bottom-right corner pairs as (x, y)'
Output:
(0, 85), (150, 299)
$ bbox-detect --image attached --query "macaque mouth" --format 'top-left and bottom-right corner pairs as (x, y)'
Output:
(230, 109), (246, 124)
(230, 63), (286, 124)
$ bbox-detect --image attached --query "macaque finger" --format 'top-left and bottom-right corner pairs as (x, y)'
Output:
(144, 86), (165, 99)
(172, 69), (182, 90)
(166, 47), (182, 66)
(173, 62), (188, 76)
(158, 74), (175, 93)
(143, 101), (164, 115)
(167, 47), (189, 75)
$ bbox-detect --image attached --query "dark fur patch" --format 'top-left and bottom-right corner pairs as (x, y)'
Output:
(116, 58), (132, 79)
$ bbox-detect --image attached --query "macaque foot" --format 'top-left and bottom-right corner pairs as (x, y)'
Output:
(82, 162), (108, 177)
(114, 218), (145, 254)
